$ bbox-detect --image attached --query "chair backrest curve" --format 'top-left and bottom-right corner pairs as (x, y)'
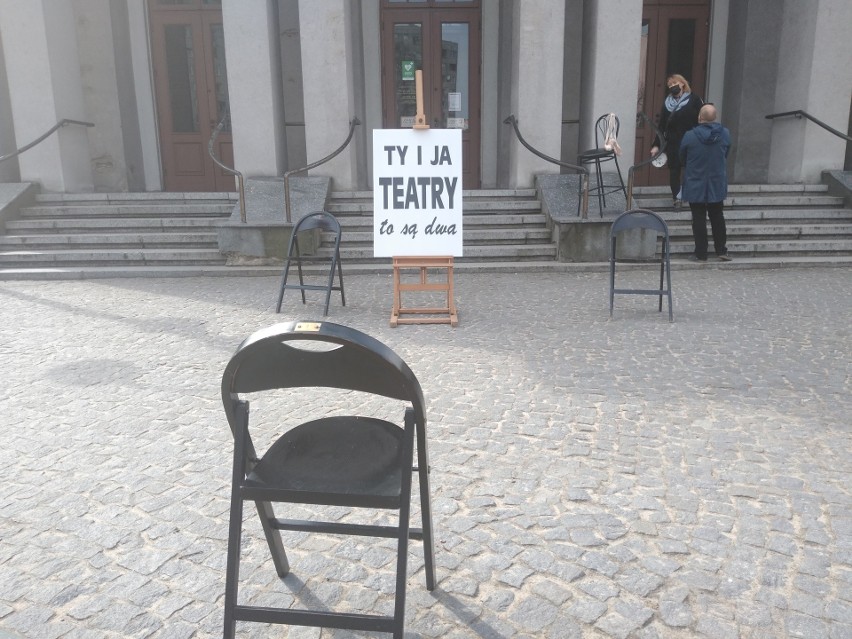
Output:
(221, 321), (426, 429)
(611, 208), (668, 237)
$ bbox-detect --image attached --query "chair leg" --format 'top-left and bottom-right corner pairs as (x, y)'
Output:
(665, 241), (674, 322)
(295, 242), (307, 305)
(322, 259), (336, 317)
(336, 250), (346, 307)
(594, 159), (605, 213)
(276, 259), (293, 313)
(393, 408), (416, 638)
(613, 155), (627, 201)
(223, 493), (243, 639)
(609, 238), (616, 317)
(224, 401), (250, 639)
(658, 252), (665, 313)
(255, 500), (290, 578)
(415, 421), (436, 591)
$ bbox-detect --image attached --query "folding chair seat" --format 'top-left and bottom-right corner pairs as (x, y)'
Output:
(609, 208), (673, 322)
(578, 113), (628, 216)
(221, 320), (436, 638)
(276, 211), (345, 316)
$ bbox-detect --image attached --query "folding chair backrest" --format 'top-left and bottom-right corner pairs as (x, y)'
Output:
(293, 211), (341, 235)
(611, 208), (668, 238)
(222, 321), (426, 428)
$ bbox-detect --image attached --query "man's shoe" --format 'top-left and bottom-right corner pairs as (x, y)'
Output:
(718, 253), (733, 262)
(673, 199), (682, 209)
(688, 254), (707, 262)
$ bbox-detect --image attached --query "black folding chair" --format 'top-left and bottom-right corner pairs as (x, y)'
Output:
(276, 211), (345, 316)
(609, 209), (673, 322)
(221, 321), (436, 638)
(578, 113), (627, 216)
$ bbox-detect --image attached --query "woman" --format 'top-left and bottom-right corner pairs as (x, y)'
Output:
(649, 74), (703, 207)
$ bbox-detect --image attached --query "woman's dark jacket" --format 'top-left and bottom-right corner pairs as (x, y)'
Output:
(654, 93), (703, 162)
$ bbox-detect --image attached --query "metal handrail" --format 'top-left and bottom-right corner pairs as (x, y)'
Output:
(284, 117), (361, 223)
(0, 118), (94, 165)
(626, 111), (667, 207)
(503, 115), (590, 218)
(208, 112), (247, 223)
(765, 110), (852, 142)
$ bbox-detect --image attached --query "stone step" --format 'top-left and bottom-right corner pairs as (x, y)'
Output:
(33, 192), (238, 202)
(655, 208), (852, 222)
(19, 203), (233, 218)
(668, 238), (852, 255)
(5, 217), (227, 232)
(634, 195), (844, 209)
(633, 183), (830, 195)
(3, 255), (852, 281)
(663, 223), (852, 238)
(0, 232), (218, 248)
(0, 248), (225, 266)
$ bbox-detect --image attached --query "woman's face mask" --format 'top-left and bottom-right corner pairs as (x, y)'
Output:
(668, 84), (682, 96)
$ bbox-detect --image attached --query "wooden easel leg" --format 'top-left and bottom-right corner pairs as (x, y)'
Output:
(389, 256), (458, 327)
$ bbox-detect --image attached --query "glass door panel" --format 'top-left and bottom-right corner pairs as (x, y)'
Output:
(164, 25), (199, 133)
(440, 23), (468, 130)
(393, 23), (423, 127)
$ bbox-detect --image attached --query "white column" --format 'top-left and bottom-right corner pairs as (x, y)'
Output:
(299, 0), (359, 190)
(0, 0), (93, 192)
(127, 0), (163, 191)
(223, 0), (286, 177)
(768, 0), (852, 182)
(578, 0), (642, 177)
(509, 1), (566, 187)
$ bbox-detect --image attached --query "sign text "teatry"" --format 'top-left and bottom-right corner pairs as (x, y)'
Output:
(377, 176), (458, 210)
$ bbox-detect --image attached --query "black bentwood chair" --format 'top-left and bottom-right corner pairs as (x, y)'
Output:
(221, 321), (436, 638)
(276, 211), (345, 317)
(577, 113), (628, 215)
(609, 209), (673, 322)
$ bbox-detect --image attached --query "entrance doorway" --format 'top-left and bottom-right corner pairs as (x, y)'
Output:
(148, 0), (234, 192)
(634, 1), (710, 187)
(380, 1), (481, 189)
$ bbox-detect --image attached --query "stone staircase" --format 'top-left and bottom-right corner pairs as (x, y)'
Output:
(326, 188), (557, 265)
(632, 184), (852, 263)
(0, 184), (849, 279)
(0, 193), (236, 279)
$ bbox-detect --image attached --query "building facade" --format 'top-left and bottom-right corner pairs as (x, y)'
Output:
(0, 0), (850, 195)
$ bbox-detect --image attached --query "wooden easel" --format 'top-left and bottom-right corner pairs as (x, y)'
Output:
(389, 70), (458, 328)
(390, 256), (458, 327)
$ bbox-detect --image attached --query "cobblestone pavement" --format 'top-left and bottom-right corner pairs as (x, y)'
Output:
(0, 267), (850, 639)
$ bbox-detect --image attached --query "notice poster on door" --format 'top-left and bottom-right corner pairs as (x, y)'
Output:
(373, 129), (463, 257)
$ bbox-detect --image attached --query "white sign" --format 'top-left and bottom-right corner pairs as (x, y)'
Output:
(373, 129), (463, 257)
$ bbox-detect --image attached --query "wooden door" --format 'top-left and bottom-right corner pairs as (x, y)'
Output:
(634, 2), (710, 187)
(149, 0), (234, 192)
(380, 2), (481, 188)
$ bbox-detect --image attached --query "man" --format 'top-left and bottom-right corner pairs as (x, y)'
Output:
(679, 104), (732, 262)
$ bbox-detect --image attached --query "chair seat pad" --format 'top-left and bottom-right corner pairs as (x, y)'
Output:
(578, 148), (615, 161)
(247, 416), (404, 502)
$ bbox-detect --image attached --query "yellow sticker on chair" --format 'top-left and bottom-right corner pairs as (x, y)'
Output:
(295, 322), (322, 332)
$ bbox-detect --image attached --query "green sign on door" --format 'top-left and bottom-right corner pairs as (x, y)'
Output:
(401, 61), (415, 81)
